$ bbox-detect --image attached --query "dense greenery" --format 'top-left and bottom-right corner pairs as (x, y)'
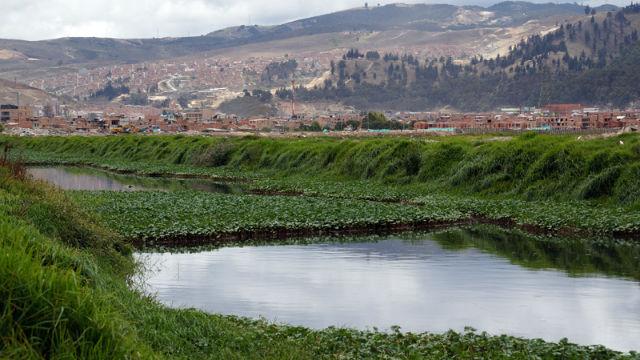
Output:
(261, 59), (298, 84)
(3, 134), (640, 243)
(218, 95), (278, 118)
(6, 133), (640, 206)
(89, 80), (130, 101)
(3, 164), (636, 358)
(68, 187), (640, 245)
(69, 190), (465, 243)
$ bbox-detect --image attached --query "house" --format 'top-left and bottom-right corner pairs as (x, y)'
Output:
(1, 105), (32, 124)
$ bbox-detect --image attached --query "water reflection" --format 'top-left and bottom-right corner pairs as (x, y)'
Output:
(137, 229), (640, 352)
(432, 226), (640, 280)
(27, 166), (243, 193)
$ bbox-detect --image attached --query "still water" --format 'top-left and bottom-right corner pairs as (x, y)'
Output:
(27, 166), (243, 193)
(137, 231), (640, 352)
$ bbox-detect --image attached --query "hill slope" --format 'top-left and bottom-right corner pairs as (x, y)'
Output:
(0, 2), (613, 70)
(293, 4), (640, 110)
(0, 78), (56, 105)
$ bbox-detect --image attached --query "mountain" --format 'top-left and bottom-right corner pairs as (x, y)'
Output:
(0, 2), (615, 70)
(289, 4), (640, 111)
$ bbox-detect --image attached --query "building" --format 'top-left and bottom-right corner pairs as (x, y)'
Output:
(1, 105), (32, 124)
(543, 104), (582, 115)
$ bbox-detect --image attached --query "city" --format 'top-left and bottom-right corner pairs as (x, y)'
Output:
(2, 101), (640, 135)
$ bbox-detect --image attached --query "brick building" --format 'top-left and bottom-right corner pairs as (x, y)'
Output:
(1, 105), (32, 125)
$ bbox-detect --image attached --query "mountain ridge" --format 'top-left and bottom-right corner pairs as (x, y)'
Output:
(0, 2), (617, 69)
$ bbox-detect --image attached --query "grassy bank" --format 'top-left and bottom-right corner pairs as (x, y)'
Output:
(1, 164), (638, 359)
(3, 133), (639, 239)
(5, 133), (640, 205)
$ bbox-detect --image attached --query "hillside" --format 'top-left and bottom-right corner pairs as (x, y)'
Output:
(208, 2), (605, 38)
(293, 4), (640, 111)
(0, 2), (612, 72)
(0, 78), (57, 105)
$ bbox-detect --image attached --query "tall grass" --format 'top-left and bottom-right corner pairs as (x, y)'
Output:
(0, 164), (148, 358)
(5, 133), (640, 205)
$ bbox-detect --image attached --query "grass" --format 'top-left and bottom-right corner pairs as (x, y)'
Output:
(2, 161), (639, 358)
(4, 133), (640, 205)
(4, 133), (640, 239)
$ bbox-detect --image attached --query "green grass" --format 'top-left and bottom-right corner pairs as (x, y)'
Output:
(0, 167), (149, 358)
(5, 133), (640, 205)
(4, 133), (640, 238)
(2, 165), (639, 358)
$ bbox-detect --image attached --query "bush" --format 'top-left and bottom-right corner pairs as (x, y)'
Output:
(193, 141), (234, 167)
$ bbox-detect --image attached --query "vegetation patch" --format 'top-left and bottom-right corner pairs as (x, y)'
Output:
(3, 160), (637, 359)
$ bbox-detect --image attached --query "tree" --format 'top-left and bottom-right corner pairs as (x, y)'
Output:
(177, 94), (192, 108)
(126, 90), (149, 106)
(90, 81), (129, 101)
(43, 103), (55, 118)
(345, 49), (363, 60)
(365, 51), (381, 60)
(252, 89), (273, 103)
(366, 112), (388, 129)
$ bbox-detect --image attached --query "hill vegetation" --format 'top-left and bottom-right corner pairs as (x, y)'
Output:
(295, 4), (640, 110)
(218, 90), (278, 118)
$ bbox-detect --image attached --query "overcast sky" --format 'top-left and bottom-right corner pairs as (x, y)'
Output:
(2, 0), (625, 41)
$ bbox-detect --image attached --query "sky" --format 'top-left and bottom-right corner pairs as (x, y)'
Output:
(1, 0), (626, 41)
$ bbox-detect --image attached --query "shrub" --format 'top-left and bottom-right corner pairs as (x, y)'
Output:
(193, 141), (234, 167)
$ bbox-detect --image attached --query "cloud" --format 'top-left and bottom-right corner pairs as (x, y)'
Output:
(0, 0), (629, 41)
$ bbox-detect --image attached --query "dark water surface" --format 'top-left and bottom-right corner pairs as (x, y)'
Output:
(27, 166), (243, 193)
(136, 231), (640, 352)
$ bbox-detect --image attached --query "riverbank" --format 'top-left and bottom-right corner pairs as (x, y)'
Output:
(1, 162), (638, 358)
(5, 132), (639, 207)
(4, 133), (640, 240)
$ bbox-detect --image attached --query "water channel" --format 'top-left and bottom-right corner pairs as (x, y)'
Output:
(137, 229), (640, 352)
(27, 166), (244, 193)
(28, 166), (640, 352)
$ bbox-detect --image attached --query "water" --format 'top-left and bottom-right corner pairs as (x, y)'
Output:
(27, 166), (243, 193)
(137, 231), (640, 352)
